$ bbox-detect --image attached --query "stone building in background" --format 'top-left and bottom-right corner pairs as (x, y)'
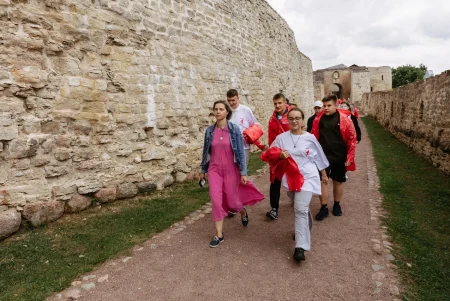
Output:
(313, 64), (392, 106)
(0, 0), (313, 238)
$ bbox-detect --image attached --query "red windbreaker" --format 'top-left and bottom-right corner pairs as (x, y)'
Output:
(243, 124), (265, 151)
(260, 147), (304, 191)
(268, 106), (291, 146)
(311, 111), (357, 171)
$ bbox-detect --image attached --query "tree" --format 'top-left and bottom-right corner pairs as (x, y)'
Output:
(392, 64), (427, 88)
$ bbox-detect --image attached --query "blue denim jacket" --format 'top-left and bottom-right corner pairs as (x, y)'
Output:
(200, 121), (247, 176)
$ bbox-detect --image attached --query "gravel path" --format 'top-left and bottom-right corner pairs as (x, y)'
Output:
(50, 121), (401, 301)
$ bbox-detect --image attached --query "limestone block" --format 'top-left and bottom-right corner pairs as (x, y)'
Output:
(157, 175), (174, 190)
(11, 66), (48, 87)
(175, 172), (187, 183)
(137, 182), (157, 194)
(0, 113), (18, 140)
(44, 164), (69, 178)
(142, 148), (164, 161)
(52, 184), (77, 201)
(0, 209), (21, 239)
(7, 137), (38, 159)
(65, 194), (92, 213)
(94, 187), (117, 203)
(54, 148), (72, 161)
(117, 183), (138, 199)
(22, 201), (64, 227)
(76, 177), (101, 194)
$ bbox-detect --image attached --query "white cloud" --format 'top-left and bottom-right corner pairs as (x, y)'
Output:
(266, 0), (450, 74)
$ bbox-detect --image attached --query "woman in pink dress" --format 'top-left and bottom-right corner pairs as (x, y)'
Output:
(200, 101), (264, 248)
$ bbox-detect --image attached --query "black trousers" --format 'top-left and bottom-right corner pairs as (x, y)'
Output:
(269, 178), (282, 210)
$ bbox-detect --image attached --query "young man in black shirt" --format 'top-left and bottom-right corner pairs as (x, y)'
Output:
(306, 100), (323, 132)
(310, 95), (357, 220)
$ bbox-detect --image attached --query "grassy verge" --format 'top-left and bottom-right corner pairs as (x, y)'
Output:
(362, 117), (450, 301)
(0, 181), (210, 301)
(248, 150), (267, 176)
(0, 153), (265, 301)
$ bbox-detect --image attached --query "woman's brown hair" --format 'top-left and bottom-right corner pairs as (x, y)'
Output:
(287, 107), (305, 120)
(213, 100), (233, 120)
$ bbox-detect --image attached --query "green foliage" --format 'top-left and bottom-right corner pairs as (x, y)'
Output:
(0, 182), (210, 301)
(363, 117), (450, 301)
(392, 64), (427, 88)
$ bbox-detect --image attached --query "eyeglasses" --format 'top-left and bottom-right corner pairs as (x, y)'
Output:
(288, 117), (303, 122)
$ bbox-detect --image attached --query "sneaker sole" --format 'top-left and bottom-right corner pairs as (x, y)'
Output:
(209, 239), (224, 248)
(265, 212), (278, 220)
(315, 215), (328, 221)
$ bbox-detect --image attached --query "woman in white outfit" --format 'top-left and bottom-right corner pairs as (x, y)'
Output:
(270, 107), (329, 262)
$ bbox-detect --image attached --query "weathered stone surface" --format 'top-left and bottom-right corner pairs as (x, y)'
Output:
(137, 182), (157, 194)
(361, 70), (450, 175)
(0, 113), (18, 140)
(94, 188), (117, 203)
(117, 183), (138, 199)
(65, 194), (92, 213)
(0, 209), (21, 239)
(22, 201), (64, 227)
(0, 0), (313, 236)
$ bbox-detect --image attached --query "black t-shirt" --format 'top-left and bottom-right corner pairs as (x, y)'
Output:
(319, 111), (347, 163)
(306, 114), (315, 132)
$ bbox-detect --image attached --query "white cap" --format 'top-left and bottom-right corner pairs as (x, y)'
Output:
(314, 100), (323, 108)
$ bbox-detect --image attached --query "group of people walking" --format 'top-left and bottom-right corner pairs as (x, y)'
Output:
(200, 89), (358, 262)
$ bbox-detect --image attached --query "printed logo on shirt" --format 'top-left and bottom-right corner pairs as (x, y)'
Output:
(305, 149), (310, 156)
(240, 118), (244, 124)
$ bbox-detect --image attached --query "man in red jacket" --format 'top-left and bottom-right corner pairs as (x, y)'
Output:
(266, 93), (291, 220)
(311, 94), (356, 220)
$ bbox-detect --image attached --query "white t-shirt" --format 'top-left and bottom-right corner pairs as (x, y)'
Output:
(271, 131), (329, 195)
(230, 104), (259, 150)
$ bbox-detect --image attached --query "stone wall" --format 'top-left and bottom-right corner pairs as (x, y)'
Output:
(361, 70), (450, 175)
(350, 69), (370, 106)
(0, 0), (313, 237)
(368, 66), (392, 92)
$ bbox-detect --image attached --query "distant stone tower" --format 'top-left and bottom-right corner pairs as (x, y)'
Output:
(313, 64), (392, 106)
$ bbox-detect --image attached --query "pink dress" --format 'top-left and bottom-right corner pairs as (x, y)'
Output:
(208, 128), (264, 222)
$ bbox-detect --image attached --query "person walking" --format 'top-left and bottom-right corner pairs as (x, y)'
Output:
(306, 100), (323, 133)
(266, 93), (291, 220)
(311, 95), (357, 220)
(340, 102), (361, 143)
(226, 89), (260, 166)
(261, 108), (329, 262)
(200, 101), (264, 248)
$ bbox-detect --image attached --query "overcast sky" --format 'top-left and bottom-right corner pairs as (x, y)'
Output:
(266, 0), (450, 74)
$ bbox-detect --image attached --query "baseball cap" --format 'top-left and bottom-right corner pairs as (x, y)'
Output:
(314, 101), (323, 108)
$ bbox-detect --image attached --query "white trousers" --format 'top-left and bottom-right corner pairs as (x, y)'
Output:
(287, 191), (313, 251)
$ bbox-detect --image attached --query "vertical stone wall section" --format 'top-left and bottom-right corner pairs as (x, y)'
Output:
(0, 0), (313, 236)
(361, 70), (450, 175)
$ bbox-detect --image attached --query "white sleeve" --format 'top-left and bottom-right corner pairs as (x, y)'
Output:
(311, 137), (329, 170)
(246, 107), (259, 126)
(270, 134), (282, 149)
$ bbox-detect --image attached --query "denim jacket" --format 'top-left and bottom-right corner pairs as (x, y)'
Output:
(200, 121), (247, 176)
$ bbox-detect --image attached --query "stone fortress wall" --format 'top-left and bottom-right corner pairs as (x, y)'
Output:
(0, 0), (313, 238)
(361, 70), (450, 175)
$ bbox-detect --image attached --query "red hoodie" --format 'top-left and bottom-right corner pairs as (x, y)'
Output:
(268, 106), (291, 146)
(311, 110), (357, 171)
(260, 147), (304, 191)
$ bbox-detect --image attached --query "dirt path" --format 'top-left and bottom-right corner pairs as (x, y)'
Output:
(50, 122), (401, 301)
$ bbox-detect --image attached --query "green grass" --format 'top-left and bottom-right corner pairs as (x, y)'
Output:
(0, 181), (210, 301)
(248, 150), (267, 175)
(362, 117), (450, 301)
(0, 152), (265, 301)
